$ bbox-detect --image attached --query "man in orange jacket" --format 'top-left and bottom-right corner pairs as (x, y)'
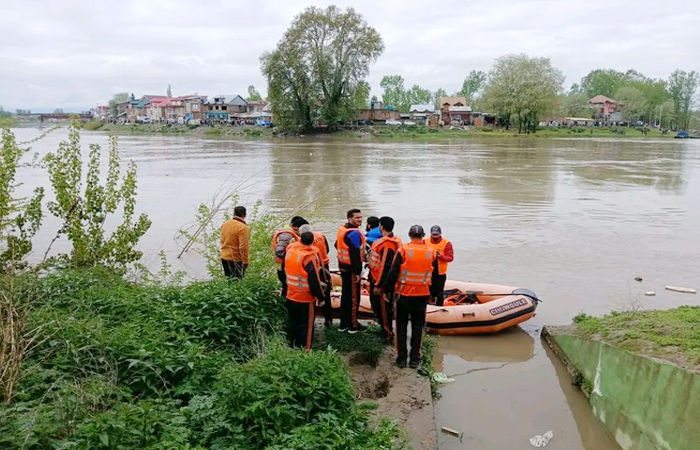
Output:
(369, 216), (402, 342)
(283, 231), (326, 350)
(272, 216), (308, 297)
(427, 225), (454, 306)
(299, 223), (333, 327)
(335, 208), (365, 333)
(383, 225), (436, 369)
(220, 206), (250, 279)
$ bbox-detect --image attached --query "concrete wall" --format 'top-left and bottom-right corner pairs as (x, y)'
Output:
(545, 329), (699, 450)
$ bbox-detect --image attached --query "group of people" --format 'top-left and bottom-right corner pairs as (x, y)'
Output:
(219, 206), (453, 369)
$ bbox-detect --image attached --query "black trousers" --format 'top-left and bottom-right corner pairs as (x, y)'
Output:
(321, 264), (332, 322)
(369, 278), (393, 340)
(430, 273), (447, 306)
(339, 270), (360, 329)
(222, 259), (245, 279)
(286, 299), (315, 350)
(277, 269), (287, 298)
(395, 295), (428, 363)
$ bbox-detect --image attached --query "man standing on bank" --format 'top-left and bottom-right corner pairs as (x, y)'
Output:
(220, 206), (250, 279)
(368, 216), (402, 342)
(426, 225), (454, 306)
(283, 231), (325, 350)
(383, 225), (436, 369)
(335, 208), (365, 333)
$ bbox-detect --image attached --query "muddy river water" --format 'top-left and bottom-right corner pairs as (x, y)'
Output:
(12, 127), (700, 449)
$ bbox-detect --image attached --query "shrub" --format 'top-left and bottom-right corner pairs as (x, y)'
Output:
(43, 125), (151, 269)
(187, 346), (356, 449)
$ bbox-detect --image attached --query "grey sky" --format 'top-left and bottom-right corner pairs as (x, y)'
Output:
(1, 0), (698, 111)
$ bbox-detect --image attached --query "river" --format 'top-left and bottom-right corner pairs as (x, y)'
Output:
(11, 127), (700, 449)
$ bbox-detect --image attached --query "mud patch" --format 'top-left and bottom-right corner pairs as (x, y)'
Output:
(344, 347), (437, 450)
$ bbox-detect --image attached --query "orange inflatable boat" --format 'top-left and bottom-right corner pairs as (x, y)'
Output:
(320, 273), (539, 334)
(425, 280), (539, 335)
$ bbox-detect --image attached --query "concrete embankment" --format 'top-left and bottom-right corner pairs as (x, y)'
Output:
(542, 326), (700, 450)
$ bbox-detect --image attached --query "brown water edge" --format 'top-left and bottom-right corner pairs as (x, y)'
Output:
(433, 325), (619, 449)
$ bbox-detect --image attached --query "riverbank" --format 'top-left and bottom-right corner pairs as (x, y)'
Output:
(81, 121), (675, 140)
(542, 306), (700, 449)
(0, 268), (410, 449)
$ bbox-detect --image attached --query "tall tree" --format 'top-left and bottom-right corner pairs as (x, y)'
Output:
(667, 70), (699, 130)
(380, 75), (406, 110)
(458, 70), (487, 100)
(261, 6), (384, 131)
(579, 69), (628, 98)
(108, 93), (129, 118)
(614, 86), (647, 122)
(352, 81), (371, 109)
(432, 88), (447, 109)
(405, 85), (432, 108)
(247, 85), (262, 101)
(481, 54), (564, 132)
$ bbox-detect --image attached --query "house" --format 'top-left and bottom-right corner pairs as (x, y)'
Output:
(117, 94), (153, 122)
(357, 103), (400, 125)
(589, 95), (618, 122)
(438, 96), (471, 126)
(408, 104), (436, 125)
(204, 95), (248, 121)
(92, 106), (109, 120)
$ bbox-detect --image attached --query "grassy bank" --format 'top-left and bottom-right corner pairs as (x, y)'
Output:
(572, 306), (700, 370)
(0, 268), (401, 449)
(85, 122), (674, 141)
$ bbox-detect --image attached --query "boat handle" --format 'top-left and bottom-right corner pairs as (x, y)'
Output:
(462, 312), (476, 317)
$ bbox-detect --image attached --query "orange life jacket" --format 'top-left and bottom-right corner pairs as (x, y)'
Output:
(284, 243), (320, 303)
(272, 229), (297, 265)
(369, 235), (402, 282)
(312, 231), (329, 265)
(336, 225), (366, 266)
(427, 237), (451, 275)
(396, 240), (435, 296)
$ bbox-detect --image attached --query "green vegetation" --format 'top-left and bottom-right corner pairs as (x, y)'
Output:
(1, 129), (44, 271)
(572, 306), (700, 366)
(81, 120), (105, 131)
(0, 126), (403, 448)
(261, 6), (384, 131)
(44, 125), (151, 269)
(0, 268), (400, 448)
(321, 325), (388, 366)
(481, 54), (564, 133)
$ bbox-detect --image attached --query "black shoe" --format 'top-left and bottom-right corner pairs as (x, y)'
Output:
(396, 359), (407, 369)
(347, 324), (367, 334)
(409, 359), (420, 369)
(324, 319), (332, 328)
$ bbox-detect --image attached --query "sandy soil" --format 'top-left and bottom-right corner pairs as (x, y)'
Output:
(346, 348), (437, 449)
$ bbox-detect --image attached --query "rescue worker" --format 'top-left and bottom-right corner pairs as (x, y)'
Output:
(368, 216), (402, 342)
(364, 216), (382, 264)
(272, 216), (308, 297)
(426, 225), (454, 306)
(299, 223), (333, 327)
(283, 231), (325, 351)
(220, 206), (249, 279)
(383, 225), (436, 369)
(335, 208), (365, 333)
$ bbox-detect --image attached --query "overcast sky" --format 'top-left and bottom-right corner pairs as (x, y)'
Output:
(1, 0), (698, 112)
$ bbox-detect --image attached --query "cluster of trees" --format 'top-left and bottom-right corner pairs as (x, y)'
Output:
(562, 69), (699, 130)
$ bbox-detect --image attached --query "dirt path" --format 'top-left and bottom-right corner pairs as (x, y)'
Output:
(346, 348), (437, 449)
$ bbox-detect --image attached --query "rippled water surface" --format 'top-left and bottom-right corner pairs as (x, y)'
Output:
(13, 127), (700, 449)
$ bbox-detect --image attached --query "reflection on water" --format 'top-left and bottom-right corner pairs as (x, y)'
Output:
(435, 326), (534, 366)
(11, 127), (700, 449)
